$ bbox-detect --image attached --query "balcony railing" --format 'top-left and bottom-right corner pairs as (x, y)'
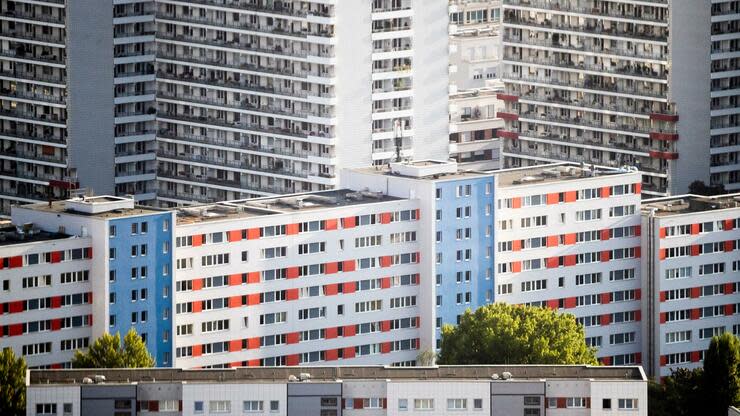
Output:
(505, 73), (667, 99)
(161, 0), (333, 19)
(157, 150), (310, 178)
(503, 34), (666, 61)
(155, 12), (333, 39)
(504, 14), (668, 43)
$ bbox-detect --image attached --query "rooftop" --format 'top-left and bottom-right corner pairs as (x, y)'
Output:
(354, 161), (637, 184)
(494, 163), (639, 187)
(0, 224), (71, 247)
(28, 365), (646, 386)
(20, 197), (166, 219)
(176, 189), (402, 225)
(641, 193), (740, 216)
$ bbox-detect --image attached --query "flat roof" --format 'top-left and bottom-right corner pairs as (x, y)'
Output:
(353, 162), (636, 185)
(0, 225), (71, 247)
(19, 200), (166, 219)
(641, 193), (740, 216)
(28, 365), (645, 386)
(494, 164), (637, 187)
(176, 189), (403, 225)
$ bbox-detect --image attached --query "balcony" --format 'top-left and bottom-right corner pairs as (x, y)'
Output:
(505, 73), (667, 100)
(0, 49), (65, 66)
(518, 111), (654, 136)
(156, 71), (310, 99)
(160, 0), (333, 19)
(504, 14), (668, 43)
(0, 68), (66, 85)
(506, 54), (668, 81)
(157, 150), (310, 178)
(155, 12), (333, 39)
(515, 130), (655, 156)
(0, 130), (65, 146)
(0, 88), (66, 106)
(156, 32), (316, 60)
(505, 0), (668, 25)
(1, 10), (65, 26)
(516, 91), (675, 118)
(0, 148), (66, 165)
(0, 108), (67, 125)
(503, 34), (666, 61)
(2, 29), (65, 46)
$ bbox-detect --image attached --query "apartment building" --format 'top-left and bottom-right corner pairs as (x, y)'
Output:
(494, 165), (644, 365)
(3, 190), (430, 369)
(155, 0), (450, 205)
(8, 196), (175, 368)
(448, 0), (504, 170)
(641, 193), (740, 378)
(169, 190), (429, 368)
(0, 0), (157, 214)
(500, 0), (740, 197)
(25, 365), (648, 416)
(343, 159), (643, 362)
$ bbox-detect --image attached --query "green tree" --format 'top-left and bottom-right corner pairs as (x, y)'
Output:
(703, 333), (740, 415)
(0, 348), (26, 416)
(72, 329), (154, 368)
(688, 180), (725, 196)
(649, 368), (704, 416)
(437, 303), (598, 365)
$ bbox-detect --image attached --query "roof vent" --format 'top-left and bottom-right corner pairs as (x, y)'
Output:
(299, 373), (311, 382)
(491, 373), (500, 380)
(288, 375), (298, 382)
(502, 372), (512, 380)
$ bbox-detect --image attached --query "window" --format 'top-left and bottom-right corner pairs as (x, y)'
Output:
(474, 399), (483, 410)
(414, 399), (434, 410)
(566, 398), (586, 408)
(447, 399), (467, 410)
(194, 401), (204, 413)
(270, 401), (279, 412)
(36, 404), (57, 415)
(603, 399), (611, 409)
(243, 401), (263, 412)
(523, 397), (540, 406)
(209, 401), (231, 413)
(363, 398), (382, 409)
(618, 399), (637, 410)
(399, 399), (408, 411)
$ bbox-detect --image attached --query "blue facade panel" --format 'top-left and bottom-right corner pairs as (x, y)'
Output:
(107, 213), (173, 366)
(433, 176), (495, 347)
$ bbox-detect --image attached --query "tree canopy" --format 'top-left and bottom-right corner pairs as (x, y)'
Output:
(437, 303), (598, 365)
(649, 333), (740, 416)
(0, 348), (26, 416)
(72, 329), (154, 369)
(688, 180), (726, 196)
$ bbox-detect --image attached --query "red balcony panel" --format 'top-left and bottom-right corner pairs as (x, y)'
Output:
(354, 399), (364, 410)
(564, 191), (577, 203)
(650, 113), (679, 122)
(496, 93), (519, 102)
(325, 349), (339, 361)
(649, 132), (679, 141)
(660, 291), (667, 302)
(546, 235), (558, 247)
(635, 289), (641, 300)
(600, 356), (612, 366)
(325, 262), (339, 274)
(601, 314), (611, 325)
(229, 340), (241, 352)
(344, 325), (357, 337)
(690, 351), (701, 363)
(286, 355), (300, 366)
(691, 224), (700, 235)
(564, 234), (577, 245)
(726, 283), (735, 295)
(496, 111), (519, 121)
(659, 227), (667, 238)
(547, 299), (559, 310)
(229, 296), (241, 308)
(601, 186), (611, 198)
(381, 320), (391, 332)
(229, 274), (241, 286)
(247, 359), (260, 367)
(635, 353), (642, 364)
(326, 327), (338, 339)
(564, 297), (576, 309)
(51, 319), (61, 331)
(496, 130), (519, 140)
(380, 256), (392, 268)
(545, 257), (559, 269)
(247, 338), (260, 350)
(192, 234), (203, 247)
(8, 323), (23, 336)
(635, 247), (641, 258)
(724, 219), (735, 231)
(228, 230), (242, 242)
(51, 251), (62, 263)
(415, 209), (421, 220)
(691, 245), (701, 256)
(660, 312), (666, 324)
(342, 216), (356, 228)
(600, 229), (611, 241)
(546, 193), (560, 205)
(343, 282), (357, 294)
(564, 255), (577, 266)
(512, 240), (521, 251)
(246, 228), (261, 240)
(600, 251), (611, 262)
(247, 293), (260, 306)
(726, 304), (735, 316)
(511, 261), (522, 273)
(380, 213), (391, 224)
(343, 260), (356, 272)
(51, 296), (62, 309)
(286, 332), (300, 344)
(286, 288), (299, 301)
(286, 267), (299, 279)
(192, 345), (202, 357)
(634, 183), (642, 193)
(660, 355), (668, 366)
(659, 248), (667, 260)
(725, 240), (734, 252)
(9, 256), (22, 268)
(286, 223), (299, 235)
(381, 277), (391, 289)
(247, 272), (260, 284)
(601, 293), (611, 305)
(635, 310), (642, 321)
(324, 284), (339, 296)
(557, 398), (567, 408)
(343, 347), (356, 359)
(192, 301), (202, 313)
(230, 362), (242, 368)
(325, 219), (338, 230)
(635, 225), (641, 236)
(381, 342), (392, 354)
(512, 197), (522, 209)
(649, 151), (679, 160)
(691, 309), (701, 320)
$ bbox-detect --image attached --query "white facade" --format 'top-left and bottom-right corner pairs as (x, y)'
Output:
(171, 191), (430, 368)
(493, 165), (644, 365)
(641, 194), (740, 378)
(155, 0), (450, 206)
(499, 0), (736, 197)
(449, 87), (504, 170)
(25, 365), (649, 416)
